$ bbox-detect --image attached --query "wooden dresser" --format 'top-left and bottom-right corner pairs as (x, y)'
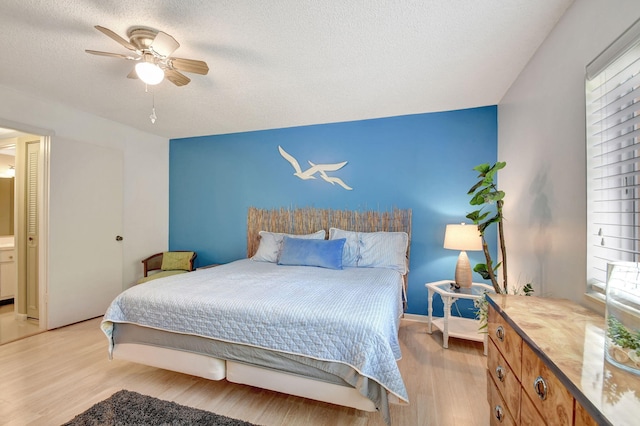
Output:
(486, 294), (640, 426)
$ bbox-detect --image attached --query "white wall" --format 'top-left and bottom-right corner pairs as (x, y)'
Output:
(0, 153), (13, 177)
(498, 0), (640, 309)
(0, 84), (169, 328)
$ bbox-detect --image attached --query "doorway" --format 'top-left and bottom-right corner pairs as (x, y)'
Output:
(0, 127), (45, 345)
(0, 117), (127, 336)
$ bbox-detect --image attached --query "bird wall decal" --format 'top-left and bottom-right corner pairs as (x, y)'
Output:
(308, 161), (353, 190)
(278, 146), (353, 190)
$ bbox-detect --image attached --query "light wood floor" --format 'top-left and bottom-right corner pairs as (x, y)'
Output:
(0, 303), (42, 345)
(0, 317), (490, 426)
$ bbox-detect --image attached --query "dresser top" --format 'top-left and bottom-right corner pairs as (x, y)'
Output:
(488, 294), (640, 426)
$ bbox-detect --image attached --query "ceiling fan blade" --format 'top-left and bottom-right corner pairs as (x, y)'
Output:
(127, 68), (138, 79)
(94, 25), (137, 51)
(169, 58), (209, 75)
(151, 31), (180, 57)
(85, 49), (138, 60)
(165, 69), (191, 86)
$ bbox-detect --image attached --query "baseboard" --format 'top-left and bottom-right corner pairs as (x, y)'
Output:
(15, 313), (27, 321)
(402, 313), (428, 323)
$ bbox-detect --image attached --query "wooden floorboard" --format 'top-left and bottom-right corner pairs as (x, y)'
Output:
(0, 304), (42, 345)
(0, 317), (490, 425)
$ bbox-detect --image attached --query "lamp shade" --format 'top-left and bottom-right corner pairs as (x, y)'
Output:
(443, 223), (482, 251)
(135, 62), (165, 85)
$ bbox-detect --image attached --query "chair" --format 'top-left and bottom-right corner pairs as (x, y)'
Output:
(138, 251), (197, 284)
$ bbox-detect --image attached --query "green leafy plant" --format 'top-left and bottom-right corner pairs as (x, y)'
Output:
(466, 162), (534, 330)
(603, 324), (640, 403)
(466, 162), (508, 294)
(473, 295), (489, 333)
(520, 283), (534, 297)
(608, 316), (640, 356)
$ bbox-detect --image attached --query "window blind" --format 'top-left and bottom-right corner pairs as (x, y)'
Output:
(586, 18), (640, 298)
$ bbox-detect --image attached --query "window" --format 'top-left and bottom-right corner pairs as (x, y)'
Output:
(586, 18), (640, 299)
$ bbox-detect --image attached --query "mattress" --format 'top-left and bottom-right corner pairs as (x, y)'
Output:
(102, 259), (408, 420)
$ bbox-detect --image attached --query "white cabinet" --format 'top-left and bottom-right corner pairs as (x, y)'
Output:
(0, 247), (16, 301)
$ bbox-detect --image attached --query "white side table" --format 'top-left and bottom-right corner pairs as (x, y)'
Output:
(426, 280), (494, 355)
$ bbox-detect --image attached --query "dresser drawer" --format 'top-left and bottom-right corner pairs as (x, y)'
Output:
(487, 338), (521, 422)
(520, 388), (546, 426)
(0, 249), (14, 262)
(488, 370), (517, 425)
(521, 343), (573, 425)
(574, 400), (598, 426)
(488, 305), (522, 378)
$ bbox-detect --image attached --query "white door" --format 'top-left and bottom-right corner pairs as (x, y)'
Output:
(47, 140), (123, 328)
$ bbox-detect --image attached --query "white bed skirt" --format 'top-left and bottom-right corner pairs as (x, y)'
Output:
(113, 343), (227, 380)
(226, 361), (376, 411)
(112, 343), (376, 411)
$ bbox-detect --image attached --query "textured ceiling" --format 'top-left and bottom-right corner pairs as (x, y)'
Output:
(0, 0), (573, 139)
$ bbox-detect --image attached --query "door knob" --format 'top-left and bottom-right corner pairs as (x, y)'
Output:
(115, 236), (123, 241)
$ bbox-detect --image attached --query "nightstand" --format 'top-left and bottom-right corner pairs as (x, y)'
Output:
(426, 280), (494, 355)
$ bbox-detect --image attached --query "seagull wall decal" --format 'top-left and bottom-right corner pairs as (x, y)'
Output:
(278, 146), (353, 190)
(308, 161), (353, 190)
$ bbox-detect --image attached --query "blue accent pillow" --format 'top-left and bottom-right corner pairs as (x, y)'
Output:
(278, 236), (346, 270)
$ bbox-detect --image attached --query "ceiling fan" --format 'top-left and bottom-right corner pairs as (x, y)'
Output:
(86, 25), (209, 87)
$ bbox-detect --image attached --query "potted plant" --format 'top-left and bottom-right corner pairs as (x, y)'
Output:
(466, 162), (533, 330)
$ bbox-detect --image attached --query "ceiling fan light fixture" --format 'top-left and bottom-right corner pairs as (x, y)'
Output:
(135, 62), (164, 85)
(87, 25), (209, 88)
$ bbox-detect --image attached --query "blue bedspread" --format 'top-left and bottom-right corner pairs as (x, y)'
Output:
(101, 259), (408, 404)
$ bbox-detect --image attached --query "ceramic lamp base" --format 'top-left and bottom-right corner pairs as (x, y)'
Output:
(454, 250), (472, 288)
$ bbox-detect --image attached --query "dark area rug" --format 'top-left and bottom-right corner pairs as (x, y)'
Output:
(62, 389), (260, 426)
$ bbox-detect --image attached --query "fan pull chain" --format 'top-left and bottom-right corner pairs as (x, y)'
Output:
(146, 84), (158, 124)
(150, 105), (157, 124)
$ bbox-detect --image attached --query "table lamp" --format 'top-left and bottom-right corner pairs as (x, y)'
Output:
(444, 223), (482, 288)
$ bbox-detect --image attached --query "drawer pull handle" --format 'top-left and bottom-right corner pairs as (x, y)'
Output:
(534, 376), (548, 400)
(494, 405), (504, 422)
(495, 325), (505, 342)
(495, 365), (505, 382)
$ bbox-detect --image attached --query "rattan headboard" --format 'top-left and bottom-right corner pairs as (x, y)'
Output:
(247, 206), (412, 260)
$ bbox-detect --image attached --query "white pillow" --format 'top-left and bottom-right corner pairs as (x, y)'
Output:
(329, 228), (409, 274)
(252, 230), (326, 263)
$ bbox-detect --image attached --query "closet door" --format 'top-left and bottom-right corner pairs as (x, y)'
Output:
(47, 139), (123, 328)
(26, 141), (39, 319)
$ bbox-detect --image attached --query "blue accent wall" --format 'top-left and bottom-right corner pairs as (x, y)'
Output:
(169, 106), (497, 317)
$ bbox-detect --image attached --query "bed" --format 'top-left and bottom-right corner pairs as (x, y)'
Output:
(101, 207), (412, 424)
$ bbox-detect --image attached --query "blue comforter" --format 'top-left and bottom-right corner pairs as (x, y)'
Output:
(101, 259), (408, 404)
